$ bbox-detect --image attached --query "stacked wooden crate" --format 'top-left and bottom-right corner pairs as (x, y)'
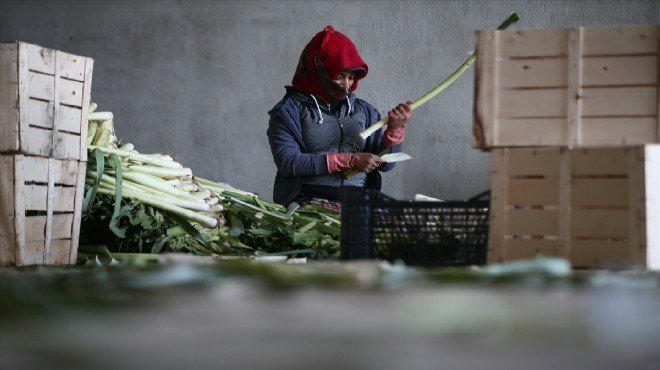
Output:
(473, 25), (659, 269)
(0, 42), (93, 266)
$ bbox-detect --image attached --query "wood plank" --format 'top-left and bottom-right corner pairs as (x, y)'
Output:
(570, 147), (629, 175)
(570, 240), (633, 269)
(69, 161), (86, 264)
(487, 149), (508, 263)
(25, 216), (46, 242)
(570, 178), (629, 208)
(498, 58), (567, 88)
(0, 43), (20, 152)
(558, 148), (571, 261)
(580, 118), (658, 146)
(43, 157), (56, 262)
(57, 50), (86, 82)
(57, 104), (82, 133)
(582, 56), (657, 86)
(506, 209), (559, 236)
(79, 58), (94, 161)
(507, 147), (561, 176)
(18, 43), (30, 155)
(473, 31), (496, 148)
(24, 185), (48, 211)
(499, 89), (566, 118)
(496, 118), (566, 146)
(52, 187), (77, 212)
(508, 178), (559, 206)
(567, 28), (583, 146)
(53, 158), (81, 186)
(582, 25), (658, 56)
(53, 213), (74, 240)
(20, 240), (45, 266)
(13, 155), (26, 264)
(52, 132), (82, 160)
(570, 209), (629, 238)
(581, 86), (657, 116)
(628, 147), (645, 266)
(502, 239), (563, 261)
(0, 155), (16, 265)
(58, 78), (84, 107)
(27, 98), (54, 129)
(28, 71), (55, 101)
(21, 126), (52, 157)
(21, 155), (49, 183)
(47, 239), (73, 265)
(498, 28), (569, 58)
(26, 42), (55, 75)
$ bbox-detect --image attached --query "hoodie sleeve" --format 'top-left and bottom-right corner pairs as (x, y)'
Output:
(267, 98), (329, 178)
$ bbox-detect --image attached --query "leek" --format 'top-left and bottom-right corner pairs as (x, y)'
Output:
(359, 11), (520, 140)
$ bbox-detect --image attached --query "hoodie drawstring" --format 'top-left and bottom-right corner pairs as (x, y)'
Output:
(310, 94), (324, 124)
(346, 96), (353, 115)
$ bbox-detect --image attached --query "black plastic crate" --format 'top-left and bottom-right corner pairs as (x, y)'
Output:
(340, 187), (490, 267)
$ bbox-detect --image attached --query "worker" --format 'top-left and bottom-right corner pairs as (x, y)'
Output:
(267, 25), (412, 211)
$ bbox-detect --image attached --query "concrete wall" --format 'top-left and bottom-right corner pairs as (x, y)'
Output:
(1, 0), (658, 202)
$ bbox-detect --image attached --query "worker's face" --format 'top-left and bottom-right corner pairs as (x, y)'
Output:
(333, 71), (355, 93)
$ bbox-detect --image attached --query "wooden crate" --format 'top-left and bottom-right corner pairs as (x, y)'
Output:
(0, 154), (87, 265)
(488, 145), (660, 270)
(473, 25), (659, 149)
(0, 41), (93, 160)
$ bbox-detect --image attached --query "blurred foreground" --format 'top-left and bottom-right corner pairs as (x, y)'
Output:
(2, 256), (660, 370)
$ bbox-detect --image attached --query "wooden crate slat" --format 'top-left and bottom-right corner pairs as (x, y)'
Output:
(58, 78), (84, 107)
(498, 88), (566, 118)
(506, 209), (559, 236)
(28, 71), (55, 102)
(57, 51), (86, 82)
(582, 56), (657, 86)
(58, 104), (83, 134)
(25, 216), (47, 242)
(496, 118), (566, 146)
(570, 240), (632, 269)
(571, 178), (628, 207)
(53, 156), (81, 186)
(0, 43), (20, 152)
(0, 156), (16, 265)
(580, 118), (657, 146)
(21, 155), (49, 183)
(570, 209), (630, 238)
(473, 30), (497, 148)
(570, 147), (630, 175)
(26, 43), (55, 75)
(507, 147), (561, 176)
(52, 133), (83, 160)
(498, 28), (569, 58)
(581, 86), (657, 116)
(498, 58), (567, 88)
(508, 178), (559, 205)
(22, 240), (45, 266)
(46, 239), (73, 265)
(581, 25), (658, 56)
(52, 187), (77, 212)
(27, 99), (54, 129)
(502, 239), (563, 261)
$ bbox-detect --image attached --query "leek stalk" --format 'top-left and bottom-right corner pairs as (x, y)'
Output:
(359, 11), (520, 140)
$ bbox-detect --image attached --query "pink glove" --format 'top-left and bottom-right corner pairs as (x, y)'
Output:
(327, 153), (383, 173)
(382, 126), (405, 147)
(387, 101), (413, 130)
